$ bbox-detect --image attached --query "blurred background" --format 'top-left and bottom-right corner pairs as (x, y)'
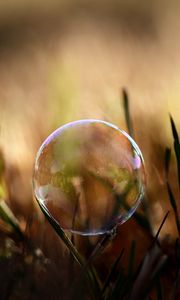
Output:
(0, 0), (179, 238)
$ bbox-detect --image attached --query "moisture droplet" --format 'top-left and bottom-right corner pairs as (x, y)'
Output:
(33, 119), (145, 236)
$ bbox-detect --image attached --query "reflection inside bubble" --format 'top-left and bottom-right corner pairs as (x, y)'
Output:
(33, 119), (145, 236)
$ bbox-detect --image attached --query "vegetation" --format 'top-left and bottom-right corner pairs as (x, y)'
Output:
(0, 90), (179, 299)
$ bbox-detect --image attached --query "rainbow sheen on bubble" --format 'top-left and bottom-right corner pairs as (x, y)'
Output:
(33, 119), (145, 236)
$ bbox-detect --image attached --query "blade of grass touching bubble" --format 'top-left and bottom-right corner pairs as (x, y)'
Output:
(122, 88), (151, 234)
(66, 235), (104, 300)
(123, 200), (151, 233)
(170, 115), (180, 188)
(122, 88), (134, 138)
(133, 210), (151, 232)
(72, 234), (111, 295)
(38, 201), (83, 264)
(37, 200), (100, 297)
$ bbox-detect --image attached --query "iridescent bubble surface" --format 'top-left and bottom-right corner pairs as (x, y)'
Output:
(33, 119), (145, 236)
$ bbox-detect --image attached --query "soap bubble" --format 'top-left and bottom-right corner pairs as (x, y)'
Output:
(33, 119), (145, 236)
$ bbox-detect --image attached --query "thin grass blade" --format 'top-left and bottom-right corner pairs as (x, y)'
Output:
(156, 277), (163, 300)
(101, 248), (124, 296)
(175, 238), (180, 267)
(129, 243), (167, 300)
(0, 200), (24, 240)
(122, 88), (134, 138)
(128, 213), (169, 300)
(170, 115), (180, 188)
(167, 183), (180, 236)
(37, 200), (101, 297)
(109, 267), (126, 300)
(164, 145), (180, 236)
(153, 211), (170, 243)
(122, 200), (151, 233)
(164, 147), (171, 178)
